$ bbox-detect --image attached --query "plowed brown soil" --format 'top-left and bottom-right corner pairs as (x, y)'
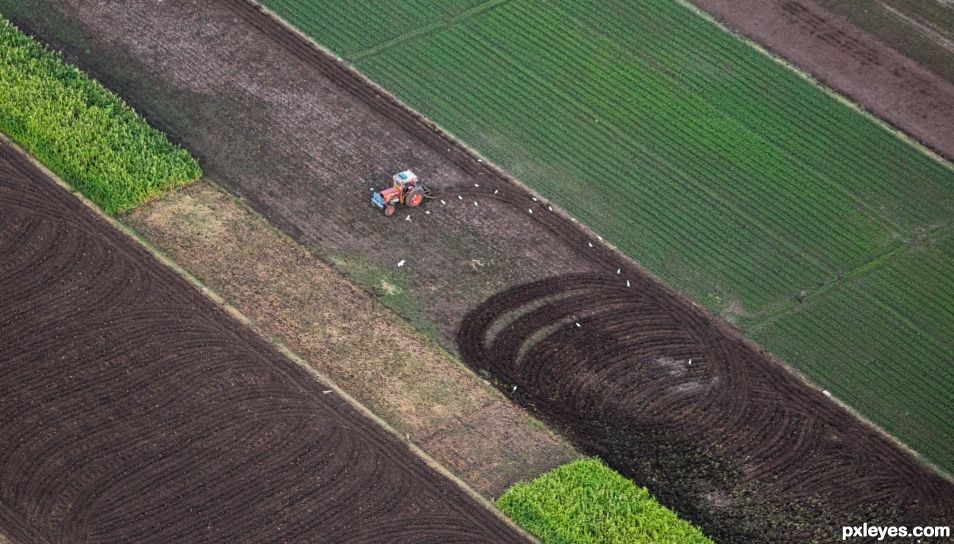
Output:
(7, 1), (953, 542)
(0, 143), (528, 543)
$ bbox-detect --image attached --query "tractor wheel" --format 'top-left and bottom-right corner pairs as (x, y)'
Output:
(407, 189), (425, 207)
(384, 204), (396, 216)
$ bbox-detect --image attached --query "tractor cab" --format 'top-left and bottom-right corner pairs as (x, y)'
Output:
(371, 170), (432, 216)
(393, 170), (419, 188)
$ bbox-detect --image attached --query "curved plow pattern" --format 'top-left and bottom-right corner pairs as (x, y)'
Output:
(450, 188), (954, 543)
(0, 145), (525, 544)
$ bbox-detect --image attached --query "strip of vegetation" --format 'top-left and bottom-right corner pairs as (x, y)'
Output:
(497, 459), (712, 544)
(0, 17), (200, 213)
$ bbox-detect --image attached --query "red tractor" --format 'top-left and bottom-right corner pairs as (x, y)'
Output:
(370, 170), (432, 216)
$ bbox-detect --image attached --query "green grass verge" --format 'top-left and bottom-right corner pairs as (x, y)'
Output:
(261, 0), (954, 473)
(0, 17), (200, 213)
(497, 459), (711, 544)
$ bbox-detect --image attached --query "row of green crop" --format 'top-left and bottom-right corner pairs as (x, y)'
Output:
(752, 236), (954, 466)
(0, 17), (200, 213)
(461, 6), (893, 264)
(262, 0), (954, 472)
(449, 6), (898, 261)
(498, 459), (712, 544)
(569, 0), (954, 229)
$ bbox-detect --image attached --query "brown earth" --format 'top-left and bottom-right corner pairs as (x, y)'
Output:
(0, 143), (529, 543)
(687, 0), (954, 162)
(126, 181), (579, 497)
(6, 0), (953, 542)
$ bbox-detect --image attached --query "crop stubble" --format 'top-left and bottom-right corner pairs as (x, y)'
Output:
(0, 143), (527, 543)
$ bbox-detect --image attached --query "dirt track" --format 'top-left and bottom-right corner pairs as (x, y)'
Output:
(0, 143), (527, 543)
(6, 1), (953, 541)
(689, 0), (954, 161)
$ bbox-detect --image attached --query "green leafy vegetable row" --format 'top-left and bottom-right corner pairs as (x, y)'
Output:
(0, 17), (200, 213)
(498, 459), (712, 544)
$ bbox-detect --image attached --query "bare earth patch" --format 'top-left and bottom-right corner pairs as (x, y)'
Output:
(126, 181), (579, 497)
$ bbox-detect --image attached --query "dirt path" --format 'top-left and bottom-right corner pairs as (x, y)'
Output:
(688, 0), (954, 161)
(0, 142), (529, 543)
(126, 181), (578, 497)
(6, 1), (952, 541)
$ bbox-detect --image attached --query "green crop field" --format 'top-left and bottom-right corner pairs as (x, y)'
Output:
(498, 459), (712, 544)
(0, 17), (200, 213)
(261, 0), (954, 471)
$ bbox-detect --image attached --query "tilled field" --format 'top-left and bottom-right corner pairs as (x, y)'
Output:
(459, 274), (954, 542)
(7, 1), (953, 542)
(448, 182), (954, 541)
(0, 143), (527, 543)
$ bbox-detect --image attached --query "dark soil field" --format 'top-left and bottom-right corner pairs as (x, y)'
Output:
(0, 142), (527, 543)
(5, 1), (952, 542)
(689, 0), (954, 162)
(459, 273), (954, 541)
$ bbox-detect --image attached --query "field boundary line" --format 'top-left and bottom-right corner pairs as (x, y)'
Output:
(880, 2), (954, 54)
(745, 240), (909, 332)
(675, 0), (954, 173)
(749, 220), (953, 332)
(239, 1), (954, 484)
(0, 134), (540, 544)
(350, 0), (511, 61)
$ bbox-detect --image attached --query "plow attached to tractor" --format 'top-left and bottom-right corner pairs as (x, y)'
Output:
(371, 170), (433, 216)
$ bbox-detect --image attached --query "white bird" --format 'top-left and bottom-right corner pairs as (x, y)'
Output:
(575, 322), (581, 328)
(617, 268), (621, 275)
(458, 195), (463, 200)
(588, 242), (593, 247)
(474, 183), (480, 187)
(494, 189), (499, 194)
(441, 199), (447, 205)
(626, 280), (631, 287)
(474, 201), (478, 207)
(688, 358), (693, 366)
(397, 259), (406, 267)
(532, 197), (538, 202)
(571, 218), (577, 222)
(528, 209), (533, 214)
(478, 159), (483, 162)
(548, 206), (553, 211)
(598, 236), (603, 241)
(512, 385), (517, 392)
(405, 215), (411, 221)
(425, 210), (431, 215)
